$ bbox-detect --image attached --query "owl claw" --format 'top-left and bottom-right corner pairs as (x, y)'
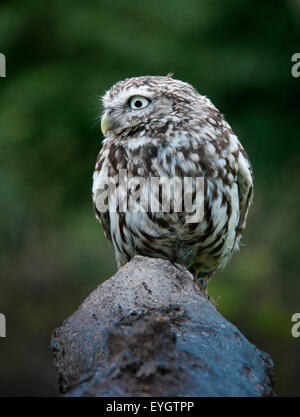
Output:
(196, 277), (207, 294)
(193, 276), (219, 309)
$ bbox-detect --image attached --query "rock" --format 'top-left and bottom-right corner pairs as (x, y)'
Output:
(50, 255), (275, 396)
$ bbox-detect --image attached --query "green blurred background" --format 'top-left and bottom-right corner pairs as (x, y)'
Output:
(0, 0), (299, 396)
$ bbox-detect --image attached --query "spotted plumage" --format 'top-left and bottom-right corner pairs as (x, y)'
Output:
(92, 75), (253, 292)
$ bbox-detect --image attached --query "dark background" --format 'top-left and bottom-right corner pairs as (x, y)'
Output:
(0, 0), (299, 396)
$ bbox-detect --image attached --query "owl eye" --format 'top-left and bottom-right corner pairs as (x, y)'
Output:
(128, 96), (150, 110)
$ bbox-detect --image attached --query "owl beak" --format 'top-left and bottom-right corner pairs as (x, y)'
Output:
(101, 112), (114, 136)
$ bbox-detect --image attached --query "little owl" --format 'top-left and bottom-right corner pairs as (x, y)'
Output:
(92, 75), (253, 293)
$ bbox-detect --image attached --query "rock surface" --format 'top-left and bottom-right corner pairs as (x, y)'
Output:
(50, 255), (275, 396)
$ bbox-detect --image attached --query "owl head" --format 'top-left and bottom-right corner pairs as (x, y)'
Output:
(100, 75), (202, 137)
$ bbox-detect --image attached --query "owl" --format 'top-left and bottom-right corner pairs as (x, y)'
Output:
(92, 75), (253, 293)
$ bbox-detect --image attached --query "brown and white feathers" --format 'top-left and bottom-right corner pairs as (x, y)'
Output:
(92, 75), (253, 286)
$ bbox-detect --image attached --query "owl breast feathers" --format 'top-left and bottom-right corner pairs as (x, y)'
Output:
(92, 75), (253, 286)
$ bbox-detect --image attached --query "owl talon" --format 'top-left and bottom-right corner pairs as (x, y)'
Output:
(194, 276), (219, 309)
(196, 277), (207, 294)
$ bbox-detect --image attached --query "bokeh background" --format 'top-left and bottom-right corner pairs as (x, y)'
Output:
(0, 0), (299, 396)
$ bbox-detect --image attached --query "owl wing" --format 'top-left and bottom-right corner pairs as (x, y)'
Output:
(236, 144), (253, 238)
(92, 152), (112, 243)
(93, 199), (112, 242)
